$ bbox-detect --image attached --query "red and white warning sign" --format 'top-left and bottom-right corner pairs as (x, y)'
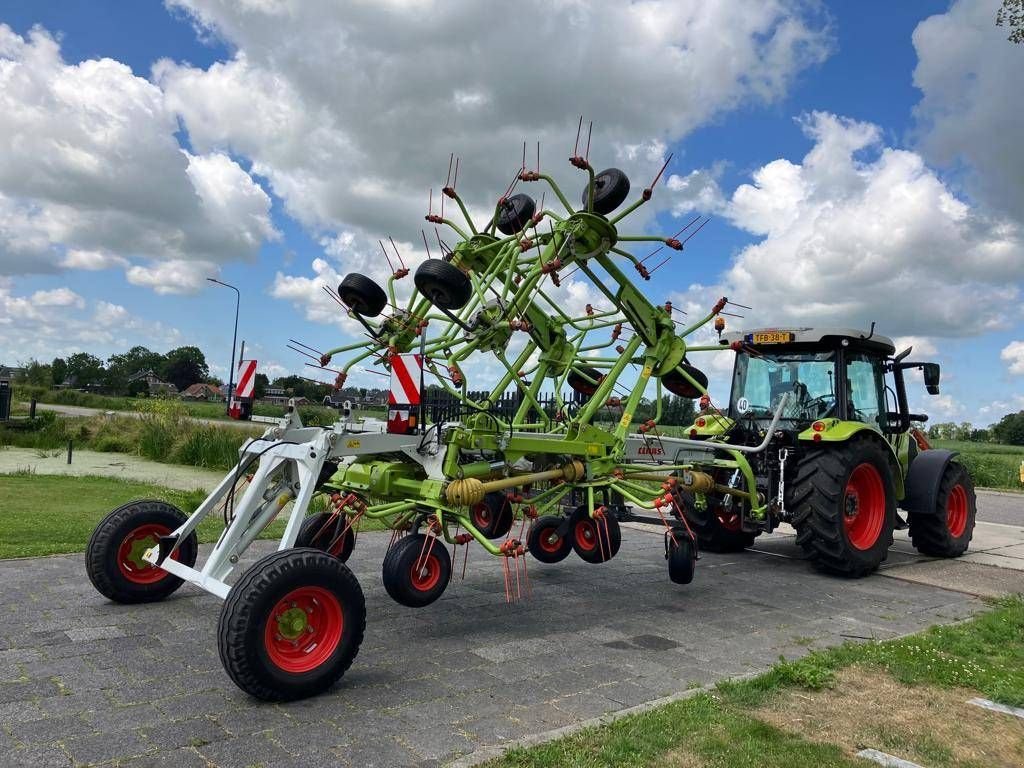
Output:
(388, 354), (422, 405)
(235, 359), (257, 399)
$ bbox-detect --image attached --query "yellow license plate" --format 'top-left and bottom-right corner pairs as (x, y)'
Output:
(749, 331), (794, 344)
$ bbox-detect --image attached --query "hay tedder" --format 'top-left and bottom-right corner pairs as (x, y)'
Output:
(86, 130), (976, 701)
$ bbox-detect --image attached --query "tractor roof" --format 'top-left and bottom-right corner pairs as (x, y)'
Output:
(720, 327), (896, 355)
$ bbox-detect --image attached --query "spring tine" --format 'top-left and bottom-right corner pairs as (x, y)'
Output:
(681, 216), (710, 245)
(573, 115), (583, 156)
(639, 245), (663, 265)
(287, 344), (321, 363)
(522, 140), (527, 172)
(389, 236), (406, 269)
(727, 299), (752, 310)
(649, 152), (673, 191)
(322, 285), (347, 308)
(446, 152), (454, 187)
(421, 229), (432, 260)
(522, 553), (531, 598)
(453, 156), (459, 189)
(461, 539), (470, 581)
(584, 120), (592, 164)
(379, 239), (395, 273)
(536, 141), (540, 173)
(648, 256), (672, 276)
(288, 338), (324, 356)
(513, 550), (521, 602)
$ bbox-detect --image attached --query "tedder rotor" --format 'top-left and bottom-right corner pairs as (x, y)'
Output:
(86, 129), (977, 701)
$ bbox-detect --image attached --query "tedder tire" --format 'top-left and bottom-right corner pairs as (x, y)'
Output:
(469, 492), (515, 539)
(296, 512), (355, 562)
(86, 500), (198, 604)
(413, 259), (472, 310)
(527, 515), (573, 563)
(218, 548), (365, 701)
(338, 273), (387, 317)
(661, 364), (708, 399)
(666, 534), (696, 585)
(570, 506), (622, 563)
(582, 168), (630, 215)
(908, 462), (976, 557)
(382, 534), (452, 608)
(496, 193), (536, 235)
(567, 366), (604, 398)
(789, 438), (896, 577)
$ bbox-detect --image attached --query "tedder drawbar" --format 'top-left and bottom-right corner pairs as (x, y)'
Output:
(86, 130), (977, 701)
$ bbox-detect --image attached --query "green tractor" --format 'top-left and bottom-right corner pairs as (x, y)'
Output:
(680, 327), (976, 577)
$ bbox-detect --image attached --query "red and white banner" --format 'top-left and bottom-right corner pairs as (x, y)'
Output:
(389, 354), (422, 406)
(236, 359), (257, 399)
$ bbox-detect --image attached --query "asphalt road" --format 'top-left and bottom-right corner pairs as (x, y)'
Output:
(975, 490), (1023, 526)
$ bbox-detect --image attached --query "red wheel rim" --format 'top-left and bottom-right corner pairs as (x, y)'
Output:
(410, 554), (442, 592)
(471, 502), (491, 530)
(843, 463), (886, 550)
(946, 484), (967, 538)
(538, 526), (563, 553)
(263, 586), (343, 674)
(116, 523), (174, 584)
(574, 519), (598, 553)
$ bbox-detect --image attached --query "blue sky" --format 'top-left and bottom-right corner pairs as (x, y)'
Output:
(0, 0), (1021, 425)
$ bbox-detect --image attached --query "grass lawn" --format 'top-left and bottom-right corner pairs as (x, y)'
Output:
(489, 597), (1024, 768)
(933, 439), (1024, 492)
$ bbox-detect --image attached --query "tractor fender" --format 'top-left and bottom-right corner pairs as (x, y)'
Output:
(901, 449), (958, 516)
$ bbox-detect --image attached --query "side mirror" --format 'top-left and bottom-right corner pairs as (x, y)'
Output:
(922, 363), (940, 395)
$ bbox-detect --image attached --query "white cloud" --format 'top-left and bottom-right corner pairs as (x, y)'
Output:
(716, 112), (1024, 337)
(0, 25), (276, 285)
(1002, 340), (1024, 375)
(913, 0), (1024, 220)
(892, 336), (937, 358)
(125, 259), (218, 295)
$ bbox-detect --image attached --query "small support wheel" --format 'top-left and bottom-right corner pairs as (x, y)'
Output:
(470, 492), (514, 539)
(570, 506), (621, 563)
(527, 515), (572, 563)
(218, 548), (365, 701)
(660, 364), (708, 399)
(496, 193), (536, 235)
(666, 532), (696, 585)
(582, 168), (630, 215)
(296, 512), (355, 562)
(86, 500), (198, 604)
(381, 534), (451, 607)
(338, 273), (387, 317)
(413, 260), (472, 310)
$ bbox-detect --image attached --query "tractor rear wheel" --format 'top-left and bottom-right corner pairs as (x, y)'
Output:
(788, 438), (896, 577)
(218, 548), (364, 701)
(86, 500), (198, 604)
(296, 512), (355, 562)
(672, 488), (757, 553)
(908, 462), (976, 557)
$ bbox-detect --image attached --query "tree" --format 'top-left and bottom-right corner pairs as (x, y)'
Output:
(16, 359), (53, 388)
(997, 0), (1023, 43)
(162, 346), (209, 391)
(64, 352), (105, 389)
(51, 357), (67, 386)
(992, 411), (1024, 446)
(107, 346), (166, 394)
(254, 373), (269, 399)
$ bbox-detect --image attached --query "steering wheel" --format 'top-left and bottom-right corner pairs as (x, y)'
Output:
(802, 394), (836, 419)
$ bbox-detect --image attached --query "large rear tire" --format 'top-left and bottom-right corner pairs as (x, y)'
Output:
(908, 462), (976, 557)
(788, 438), (896, 577)
(217, 549), (365, 701)
(672, 488), (757, 553)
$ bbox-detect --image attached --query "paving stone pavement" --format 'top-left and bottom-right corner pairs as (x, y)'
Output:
(0, 527), (984, 767)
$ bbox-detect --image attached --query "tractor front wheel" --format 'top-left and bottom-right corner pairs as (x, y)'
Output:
(86, 500), (198, 604)
(788, 439), (896, 577)
(218, 549), (365, 701)
(908, 462), (976, 557)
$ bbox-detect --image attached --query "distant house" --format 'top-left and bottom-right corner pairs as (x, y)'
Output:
(128, 369), (177, 396)
(261, 386), (288, 405)
(0, 365), (26, 381)
(181, 382), (223, 401)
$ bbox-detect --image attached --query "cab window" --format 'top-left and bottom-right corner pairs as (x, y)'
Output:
(845, 353), (884, 427)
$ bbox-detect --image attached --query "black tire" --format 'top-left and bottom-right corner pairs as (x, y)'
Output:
(667, 534), (696, 585)
(338, 273), (387, 317)
(527, 515), (573, 563)
(413, 259), (472, 310)
(218, 548), (365, 701)
(908, 462), (976, 557)
(381, 534), (451, 607)
(582, 168), (630, 215)
(469, 492), (515, 539)
(788, 438), (896, 577)
(661, 364), (708, 399)
(296, 512), (355, 563)
(86, 500), (198, 604)
(567, 367), (604, 398)
(496, 193), (536, 235)
(570, 506), (621, 563)
(675, 489), (757, 553)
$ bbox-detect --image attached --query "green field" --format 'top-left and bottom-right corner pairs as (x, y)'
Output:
(933, 439), (1024, 491)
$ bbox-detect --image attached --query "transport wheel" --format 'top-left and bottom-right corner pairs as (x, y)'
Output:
(338, 273), (387, 317)
(570, 506), (621, 563)
(908, 462), (976, 557)
(582, 168), (630, 215)
(296, 512), (355, 563)
(86, 500), (198, 604)
(660, 364), (708, 399)
(567, 366), (604, 398)
(414, 259), (472, 310)
(788, 438), (896, 577)
(526, 515), (573, 563)
(218, 548), (365, 701)
(496, 193), (536, 235)
(666, 533), (696, 584)
(381, 534), (451, 608)
(469, 492), (514, 539)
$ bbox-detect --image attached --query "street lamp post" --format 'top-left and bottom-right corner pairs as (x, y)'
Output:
(207, 278), (240, 415)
